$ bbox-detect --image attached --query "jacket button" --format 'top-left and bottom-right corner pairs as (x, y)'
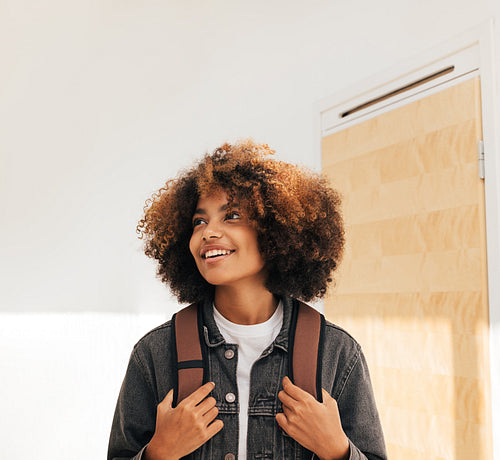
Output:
(224, 349), (235, 359)
(224, 454), (235, 460)
(225, 392), (236, 403)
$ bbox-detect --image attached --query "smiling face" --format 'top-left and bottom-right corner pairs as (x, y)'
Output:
(189, 191), (266, 291)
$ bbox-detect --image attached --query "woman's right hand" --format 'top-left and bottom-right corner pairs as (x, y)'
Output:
(144, 382), (223, 460)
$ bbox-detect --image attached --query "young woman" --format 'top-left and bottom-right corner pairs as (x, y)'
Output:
(108, 140), (386, 460)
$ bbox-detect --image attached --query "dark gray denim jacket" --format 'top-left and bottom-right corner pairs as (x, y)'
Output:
(108, 298), (387, 460)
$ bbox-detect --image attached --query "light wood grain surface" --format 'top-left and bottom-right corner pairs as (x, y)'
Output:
(322, 78), (493, 460)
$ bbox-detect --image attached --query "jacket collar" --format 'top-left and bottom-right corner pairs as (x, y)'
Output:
(201, 296), (294, 352)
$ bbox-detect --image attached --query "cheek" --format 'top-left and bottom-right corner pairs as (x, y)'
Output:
(248, 233), (265, 268)
(188, 234), (197, 260)
(255, 251), (266, 270)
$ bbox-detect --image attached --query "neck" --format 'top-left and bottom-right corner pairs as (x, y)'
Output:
(214, 284), (277, 325)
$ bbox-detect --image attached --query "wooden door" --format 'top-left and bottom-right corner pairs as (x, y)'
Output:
(322, 77), (493, 459)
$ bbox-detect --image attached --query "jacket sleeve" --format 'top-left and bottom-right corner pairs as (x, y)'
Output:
(336, 347), (387, 460)
(108, 349), (158, 460)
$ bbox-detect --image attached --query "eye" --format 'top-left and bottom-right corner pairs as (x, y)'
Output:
(192, 217), (207, 227)
(225, 211), (241, 221)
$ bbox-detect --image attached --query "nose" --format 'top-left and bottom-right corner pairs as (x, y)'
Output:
(202, 223), (222, 240)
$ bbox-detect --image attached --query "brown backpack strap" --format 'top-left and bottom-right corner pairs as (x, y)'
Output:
(289, 300), (325, 402)
(172, 303), (205, 406)
(173, 301), (324, 405)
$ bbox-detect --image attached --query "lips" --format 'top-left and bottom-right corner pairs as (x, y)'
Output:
(200, 246), (235, 260)
(203, 249), (234, 259)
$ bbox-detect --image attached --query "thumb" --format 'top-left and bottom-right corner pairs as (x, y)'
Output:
(162, 388), (174, 408)
(322, 389), (341, 414)
(321, 389), (335, 404)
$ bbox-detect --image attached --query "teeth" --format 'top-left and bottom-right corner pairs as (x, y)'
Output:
(203, 249), (232, 259)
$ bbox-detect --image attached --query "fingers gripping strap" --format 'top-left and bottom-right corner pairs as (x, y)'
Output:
(292, 302), (322, 401)
(175, 304), (204, 404)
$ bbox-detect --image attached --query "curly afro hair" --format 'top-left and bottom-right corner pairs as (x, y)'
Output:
(137, 140), (344, 304)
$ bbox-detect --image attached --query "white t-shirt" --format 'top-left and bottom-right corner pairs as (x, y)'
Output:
(213, 301), (284, 460)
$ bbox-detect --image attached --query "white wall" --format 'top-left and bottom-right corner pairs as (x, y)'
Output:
(1, 1), (499, 458)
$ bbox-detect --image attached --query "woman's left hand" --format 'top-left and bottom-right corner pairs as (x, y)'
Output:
(276, 376), (350, 460)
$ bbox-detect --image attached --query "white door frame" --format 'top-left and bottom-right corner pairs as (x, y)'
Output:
(314, 20), (500, 459)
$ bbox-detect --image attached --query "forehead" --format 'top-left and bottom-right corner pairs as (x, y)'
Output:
(194, 190), (231, 212)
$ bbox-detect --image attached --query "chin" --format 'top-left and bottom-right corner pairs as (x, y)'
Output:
(203, 276), (232, 286)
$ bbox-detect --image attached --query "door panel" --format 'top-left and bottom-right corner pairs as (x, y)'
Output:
(322, 77), (492, 460)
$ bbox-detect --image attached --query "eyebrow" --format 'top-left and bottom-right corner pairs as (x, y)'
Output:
(193, 203), (240, 215)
